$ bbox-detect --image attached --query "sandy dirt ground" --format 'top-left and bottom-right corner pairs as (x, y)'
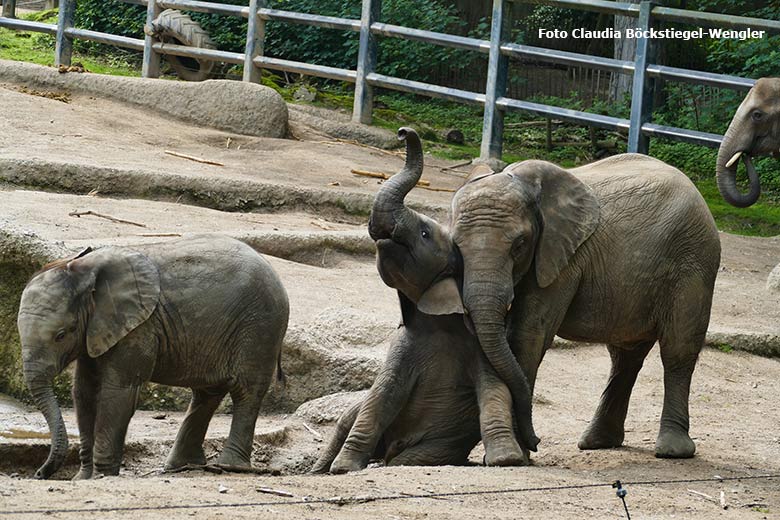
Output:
(1, 78), (779, 519)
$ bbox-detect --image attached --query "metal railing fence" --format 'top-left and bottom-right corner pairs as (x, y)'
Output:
(1, 0), (779, 161)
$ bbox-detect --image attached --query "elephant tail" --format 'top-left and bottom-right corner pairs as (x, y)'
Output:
(275, 350), (286, 387)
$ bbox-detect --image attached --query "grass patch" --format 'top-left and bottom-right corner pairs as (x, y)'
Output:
(712, 343), (734, 353)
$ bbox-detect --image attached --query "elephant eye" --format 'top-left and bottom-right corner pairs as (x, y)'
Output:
(421, 229), (430, 239)
(752, 110), (764, 121)
(54, 330), (66, 342)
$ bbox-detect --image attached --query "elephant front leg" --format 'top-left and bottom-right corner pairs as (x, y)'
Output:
(92, 382), (140, 476)
(330, 369), (415, 474)
(476, 358), (527, 466)
(310, 400), (362, 474)
(72, 358), (99, 480)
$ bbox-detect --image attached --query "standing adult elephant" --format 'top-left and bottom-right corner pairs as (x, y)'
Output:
(442, 154), (721, 458)
(716, 77), (780, 207)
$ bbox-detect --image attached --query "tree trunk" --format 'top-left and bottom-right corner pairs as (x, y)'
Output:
(610, 0), (641, 102)
(44, 0), (58, 9)
(2, 0), (17, 19)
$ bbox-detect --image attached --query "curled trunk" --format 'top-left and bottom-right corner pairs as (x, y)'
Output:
(716, 122), (761, 207)
(25, 374), (68, 479)
(368, 127), (424, 240)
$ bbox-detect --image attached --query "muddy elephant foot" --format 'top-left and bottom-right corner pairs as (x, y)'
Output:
(72, 465), (93, 481)
(215, 449), (251, 469)
(330, 449), (370, 474)
(93, 463), (120, 476)
(164, 447), (207, 471)
(484, 439), (529, 467)
(577, 423), (625, 450)
(655, 428), (695, 458)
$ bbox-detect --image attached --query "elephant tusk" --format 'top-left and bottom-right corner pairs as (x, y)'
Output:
(725, 151), (743, 168)
(506, 303), (512, 312)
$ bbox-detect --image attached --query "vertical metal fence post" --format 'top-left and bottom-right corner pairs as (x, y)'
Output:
(480, 0), (511, 163)
(627, 0), (657, 154)
(142, 0), (162, 78)
(2, 0), (18, 19)
(243, 0), (266, 83)
(54, 0), (74, 67)
(352, 0), (381, 124)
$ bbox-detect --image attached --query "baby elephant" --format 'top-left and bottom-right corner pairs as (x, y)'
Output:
(312, 129), (525, 473)
(18, 234), (289, 479)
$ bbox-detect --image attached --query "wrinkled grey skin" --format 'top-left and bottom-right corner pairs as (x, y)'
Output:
(717, 78), (780, 207)
(452, 154), (721, 458)
(311, 129), (526, 474)
(18, 235), (289, 479)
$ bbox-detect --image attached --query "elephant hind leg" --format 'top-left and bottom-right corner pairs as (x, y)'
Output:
(165, 387), (226, 470)
(578, 340), (655, 451)
(653, 278), (711, 459)
(217, 381), (270, 468)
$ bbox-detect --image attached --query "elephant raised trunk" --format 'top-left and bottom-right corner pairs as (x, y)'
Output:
(716, 122), (761, 208)
(462, 262), (539, 452)
(23, 366), (68, 479)
(368, 127), (424, 241)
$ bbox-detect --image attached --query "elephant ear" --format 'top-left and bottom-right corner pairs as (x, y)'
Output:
(534, 164), (600, 288)
(416, 278), (464, 316)
(68, 248), (160, 358)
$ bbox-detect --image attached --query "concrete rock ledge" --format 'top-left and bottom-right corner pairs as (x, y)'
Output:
(0, 158), (448, 222)
(0, 60), (288, 138)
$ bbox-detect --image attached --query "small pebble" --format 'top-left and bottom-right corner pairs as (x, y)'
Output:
(218, 484), (229, 494)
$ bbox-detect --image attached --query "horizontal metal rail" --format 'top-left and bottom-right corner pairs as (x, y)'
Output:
(152, 41), (243, 64)
(641, 123), (723, 148)
(653, 6), (780, 34)
(371, 22), (489, 53)
(156, 0), (246, 17)
(0, 17), (56, 34)
(497, 97), (630, 132)
(367, 72), (486, 104)
(255, 56), (357, 82)
(524, 0), (641, 17)
(66, 27), (145, 51)
(258, 8), (359, 32)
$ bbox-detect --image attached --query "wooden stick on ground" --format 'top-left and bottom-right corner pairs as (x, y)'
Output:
(68, 210), (147, 228)
(257, 487), (295, 498)
(164, 150), (225, 167)
(417, 185), (456, 193)
(440, 159), (472, 172)
(351, 169), (430, 186)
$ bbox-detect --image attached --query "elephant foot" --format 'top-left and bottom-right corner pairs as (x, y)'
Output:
(330, 448), (370, 474)
(577, 423), (624, 450)
(655, 429), (695, 459)
(72, 465), (93, 481)
(164, 447), (207, 471)
(216, 448), (251, 469)
(484, 438), (529, 467)
(93, 463), (120, 476)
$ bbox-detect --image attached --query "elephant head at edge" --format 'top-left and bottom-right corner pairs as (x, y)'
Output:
(717, 77), (780, 207)
(17, 247), (160, 479)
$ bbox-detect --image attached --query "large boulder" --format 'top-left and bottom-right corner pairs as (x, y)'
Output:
(0, 60), (287, 138)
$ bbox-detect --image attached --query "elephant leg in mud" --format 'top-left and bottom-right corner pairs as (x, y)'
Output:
(73, 358), (98, 480)
(329, 362), (415, 474)
(578, 341), (654, 450)
(310, 401), (362, 474)
(219, 376), (275, 468)
(165, 388), (227, 470)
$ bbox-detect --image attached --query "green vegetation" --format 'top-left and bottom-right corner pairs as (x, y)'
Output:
(712, 343), (734, 353)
